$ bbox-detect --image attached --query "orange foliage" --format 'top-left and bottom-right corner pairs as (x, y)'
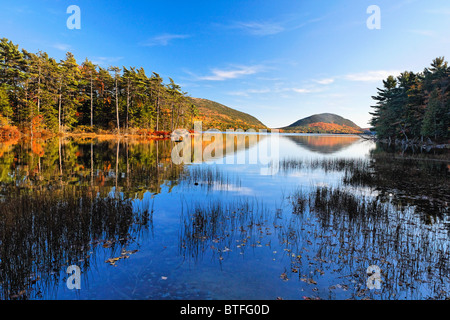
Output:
(31, 115), (44, 132)
(307, 122), (362, 134)
(0, 125), (20, 141)
(31, 141), (44, 157)
(0, 136), (19, 157)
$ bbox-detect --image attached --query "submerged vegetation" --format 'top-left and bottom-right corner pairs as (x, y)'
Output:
(0, 134), (448, 300)
(283, 186), (450, 300)
(0, 188), (151, 300)
(178, 165), (241, 191)
(177, 165), (449, 299)
(179, 198), (269, 261)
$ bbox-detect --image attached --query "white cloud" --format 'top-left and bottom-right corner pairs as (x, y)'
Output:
(315, 78), (335, 85)
(408, 29), (436, 37)
(228, 91), (250, 97)
(426, 8), (450, 15)
(247, 88), (271, 94)
(52, 43), (72, 51)
(228, 85), (327, 97)
(230, 21), (285, 36)
(197, 65), (265, 81)
(140, 34), (190, 47)
(344, 70), (402, 82)
(222, 15), (325, 37)
(228, 88), (271, 97)
(292, 88), (314, 94)
(91, 56), (124, 67)
(291, 86), (327, 94)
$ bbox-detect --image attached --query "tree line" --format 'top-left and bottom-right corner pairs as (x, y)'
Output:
(0, 38), (199, 136)
(370, 57), (450, 143)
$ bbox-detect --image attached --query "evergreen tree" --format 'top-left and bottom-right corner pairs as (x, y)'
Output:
(108, 66), (121, 133)
(0, 84), (12, 122)
(81, 59), (98, 128)
(0, 38), (27, 126)
(370, 57), (450, 142)
(59, 52), (83, 131)
(0, 38), (197, 135)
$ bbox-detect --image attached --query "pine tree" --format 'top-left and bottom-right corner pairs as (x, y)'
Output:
(96, 67), (114, 129)
(59, 52), (83, 131)
(0, 84), (12, 122)
(81, 59), (97, 128)
(150, 72), (163, 131)
(0, 38), (199, 135)
(108, 66), (121, 133)
(370, 57), (450, 143)
(0, 38), (27, 127)
(370, 75), (398, 140)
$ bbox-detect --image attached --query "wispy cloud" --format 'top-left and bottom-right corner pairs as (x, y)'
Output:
(228, 88), (271, 97)
(196, 65), (265, 81)
(426, 8), (450, 15)
(8, 5), (34, 15)
(220, 15), (324, 37)
(91, 56), (124, 67)
(228, 85), (325, 97)
(407, 29), (449, 43)
(52, 43), (72, 51)
(140, 33), (190, 47)
(228, 21), (285, 36)
(314, 78), (335, 85)
(291, 87), (327, 94)
(291, 88), (314, 94)
(343, 70), (402, 82)
(408, 29), (436, 37)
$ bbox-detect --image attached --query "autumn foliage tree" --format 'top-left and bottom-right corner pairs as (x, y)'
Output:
(0, 38), (195, 135)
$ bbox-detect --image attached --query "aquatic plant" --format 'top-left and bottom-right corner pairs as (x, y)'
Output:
(179, 198), (269, 261)
(0, 188), (150, 300)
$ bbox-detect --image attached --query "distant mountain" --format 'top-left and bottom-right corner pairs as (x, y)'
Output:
(189, 97), (267, 131)
(281, 113), (362, 134)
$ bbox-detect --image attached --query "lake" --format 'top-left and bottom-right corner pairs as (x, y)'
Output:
(0, 133), (449, 300)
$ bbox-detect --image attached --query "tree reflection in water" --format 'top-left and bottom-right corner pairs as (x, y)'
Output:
(0, 188), (151, 300)
(0, 136), (448, 300)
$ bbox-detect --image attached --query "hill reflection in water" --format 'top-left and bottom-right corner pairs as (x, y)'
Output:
(283, 134), (361, 154)
(0, 133), (448, 300)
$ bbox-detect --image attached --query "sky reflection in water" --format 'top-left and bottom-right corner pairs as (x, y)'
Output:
(0, 134), (448, 300)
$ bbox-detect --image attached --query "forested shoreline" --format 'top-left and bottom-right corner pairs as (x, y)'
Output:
(0, 38), (199, 139)
(1, 38), (449, 144)
(370, 57), (450, 146)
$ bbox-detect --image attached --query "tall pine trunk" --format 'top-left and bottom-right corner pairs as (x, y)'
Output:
(126, 78), (130, 133)
(37, 65), (41, 114)
(156, 89), (160, 132)
(90, 73), (93, 128)
(115, 78), (120, 134)
(58, 76), (62, 134)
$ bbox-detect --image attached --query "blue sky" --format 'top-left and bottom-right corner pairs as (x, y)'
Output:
(1, 0), (450, 128)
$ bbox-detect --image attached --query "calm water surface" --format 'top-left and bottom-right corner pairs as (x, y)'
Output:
(0, 133), (448, 300)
